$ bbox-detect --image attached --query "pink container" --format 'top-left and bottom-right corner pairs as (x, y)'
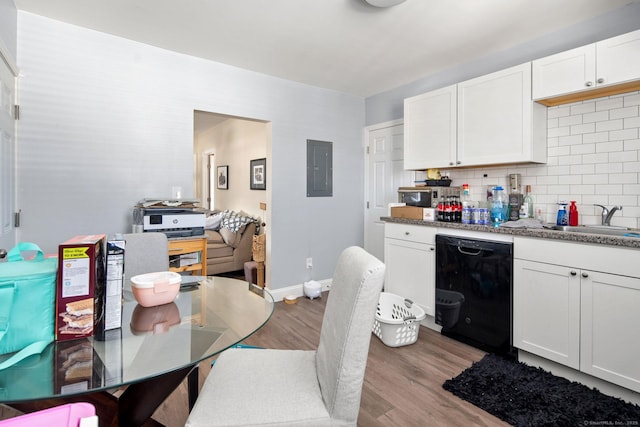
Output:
(130, 271), (181, 307)
(0, 403), (95, 427)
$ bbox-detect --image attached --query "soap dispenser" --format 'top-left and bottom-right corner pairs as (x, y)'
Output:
(556, 202), (568, 226)
(569, 201), (578, 226)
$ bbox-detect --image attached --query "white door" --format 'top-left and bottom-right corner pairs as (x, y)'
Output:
(0, 54), (17, 255)
(364, 122), (410, 261)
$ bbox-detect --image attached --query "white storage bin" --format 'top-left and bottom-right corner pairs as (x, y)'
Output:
(372, 292), (426, 347)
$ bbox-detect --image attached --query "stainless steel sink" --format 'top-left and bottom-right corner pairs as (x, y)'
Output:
(550, 225), (638, 237)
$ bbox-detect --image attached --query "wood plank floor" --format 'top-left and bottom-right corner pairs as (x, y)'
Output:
(151, 291), (509, 427)
(1, 291), (509, 426)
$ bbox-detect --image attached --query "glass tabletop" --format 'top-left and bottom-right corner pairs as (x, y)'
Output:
(0, 276), (274, 403)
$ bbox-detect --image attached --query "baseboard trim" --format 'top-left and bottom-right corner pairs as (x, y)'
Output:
(268, 279), (332, 302)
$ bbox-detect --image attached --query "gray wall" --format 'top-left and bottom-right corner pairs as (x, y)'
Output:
(0, 0), (17, 60)
(365, 2), (640, 126)
(16, 12), (364, 290)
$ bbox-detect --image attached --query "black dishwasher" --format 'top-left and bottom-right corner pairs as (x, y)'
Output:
(435, 234), (514, 356)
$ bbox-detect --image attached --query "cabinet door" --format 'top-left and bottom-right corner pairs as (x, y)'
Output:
(532, 44), (596, 99)
(457, 63), (534, 166)
(581, 271), (640, 393)
(513, 259), (580, 369)
(384, 238), (435, 316)
(403, 85), (456, 170)
(596, 29), (640, 88)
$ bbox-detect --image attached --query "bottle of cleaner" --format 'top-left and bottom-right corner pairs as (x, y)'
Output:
(569, 201), (578, 226)
(556, 202), (568, 226)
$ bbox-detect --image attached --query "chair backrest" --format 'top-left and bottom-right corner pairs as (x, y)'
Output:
(122, 233), (170, 290)
(315, 246), (385, 424)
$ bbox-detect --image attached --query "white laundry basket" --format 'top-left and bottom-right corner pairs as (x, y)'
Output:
(372, 292), (426, 347)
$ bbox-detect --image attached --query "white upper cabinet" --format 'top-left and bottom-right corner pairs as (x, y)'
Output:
(404, 63), (546, 170)
(404, 85), (457, 169)
(458, 63), (546, 167)
(533, 29), (640, 100)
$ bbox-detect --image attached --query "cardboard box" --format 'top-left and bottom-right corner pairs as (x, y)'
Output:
(95, 238), (125, 336)
(56, 234), (106, 341)
(390, 206), (435, 221)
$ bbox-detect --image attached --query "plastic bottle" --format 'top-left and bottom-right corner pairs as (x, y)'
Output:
(569, 201), (578, 226)
(490, 186), (508, 227)
(556, 202), (568, 226)
(461, 184), (472, 224)
(523, 185), (534, 219)
(437, 195), (445, 222)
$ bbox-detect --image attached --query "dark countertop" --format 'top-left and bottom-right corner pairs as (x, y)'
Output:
(381, 217), (640, 250)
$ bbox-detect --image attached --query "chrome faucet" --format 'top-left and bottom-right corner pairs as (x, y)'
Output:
(593, 204), (623, 226)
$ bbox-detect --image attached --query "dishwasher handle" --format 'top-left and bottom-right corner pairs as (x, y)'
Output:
(457, 244), (494, 256)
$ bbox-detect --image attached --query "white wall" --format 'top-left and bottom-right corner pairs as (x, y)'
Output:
(16, 12), (365, 290)
(194, 117), (268, 215)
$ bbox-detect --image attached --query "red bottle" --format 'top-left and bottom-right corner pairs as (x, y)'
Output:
(569, 201), (579, 226)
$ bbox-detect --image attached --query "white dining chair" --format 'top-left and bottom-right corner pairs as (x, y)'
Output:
(185, 246), (385, 427)
(122, 232), (170, 290)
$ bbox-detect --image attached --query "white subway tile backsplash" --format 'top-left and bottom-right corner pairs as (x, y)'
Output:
(610, 173), (638, 184)
(570, 102), (596, 115)
(449, 92), (640, 228)
(595, 119), (624, 132)
(583, 174), (609, 185)
(548, 126), (570, 138)
(571, 143), (595, 155)
(624, 162), (640, 172)
(625, 116), (640, 128)
(595, 184), (624, 195)
(595, 162), (623, 174)
(583, 110), (608, 123)
(610, 105), (639, 120)
(596, 97), (624, 111)
(559, 115), (582, 127)
(582, 152), (609, 164)
(558, 134), (582, 146)
(571, 123), (595, 135)
(624, 92), (640, 106)
(595, 140), (624, 153)
(609, 128), (639, 141)
(547, 106), (571, 119)
(570, 164), (595, 175)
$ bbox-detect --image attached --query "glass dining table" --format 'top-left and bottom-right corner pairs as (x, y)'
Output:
(0, 276), (274, 426)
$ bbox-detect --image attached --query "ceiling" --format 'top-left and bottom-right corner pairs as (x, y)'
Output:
(13, 0), (637, 98)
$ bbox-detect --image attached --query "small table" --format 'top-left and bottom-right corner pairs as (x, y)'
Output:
(168, 235), (208, 276)
(0, 277), (274, 426)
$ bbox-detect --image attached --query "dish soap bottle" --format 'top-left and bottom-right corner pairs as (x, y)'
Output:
(556, 202), (568, 226)
(569, 201), (578, 226)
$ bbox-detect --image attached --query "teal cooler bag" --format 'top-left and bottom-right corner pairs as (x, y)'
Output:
(0, 242), (57, 369)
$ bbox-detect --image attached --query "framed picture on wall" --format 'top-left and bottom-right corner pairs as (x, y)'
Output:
(217, 165), (229, 190)
(250, 158), (266, 190)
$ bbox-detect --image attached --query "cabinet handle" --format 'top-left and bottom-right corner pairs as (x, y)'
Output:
(582, 272), (589, 278)
(430, 247), (434, 251)
(449, 162), (454, 166)
(597, 77), (604, 84)
(570, 270), (577, 276)
(404, 231), (410, 235)
(585, 81), (593, 87)
(456, 160), (461, 165)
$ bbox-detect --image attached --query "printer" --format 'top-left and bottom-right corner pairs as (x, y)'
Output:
(133, 199), (205, 238)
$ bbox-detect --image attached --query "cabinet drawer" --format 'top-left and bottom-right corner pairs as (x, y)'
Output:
(385, 223), (436, 244)
(168, 238), (206, 255)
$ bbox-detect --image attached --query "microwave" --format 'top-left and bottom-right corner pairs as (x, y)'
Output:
(398, 186), (460, 208)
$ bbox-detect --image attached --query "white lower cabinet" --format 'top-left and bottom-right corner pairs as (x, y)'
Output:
(514, 237), (640, 393)
(513, 259), (580, 369)
(581, 272), (640, 393)
(384, 223), (435, 316)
